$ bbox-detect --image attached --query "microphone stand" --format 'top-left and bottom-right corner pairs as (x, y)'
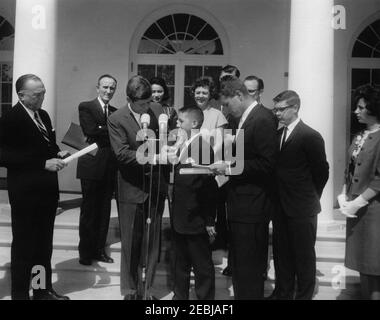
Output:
(142, 137), (162, 300)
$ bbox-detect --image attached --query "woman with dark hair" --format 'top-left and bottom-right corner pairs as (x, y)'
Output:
(191, 76), (227, 137)
(150, 77), (177, 130)
(338, 84), (380, 300)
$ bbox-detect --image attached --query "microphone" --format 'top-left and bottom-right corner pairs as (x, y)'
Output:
(158, 113), (168, 133)
(141, 113), (150, 130)
(140, 113), (150, 140)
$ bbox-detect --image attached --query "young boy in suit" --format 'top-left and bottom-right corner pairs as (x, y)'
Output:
(169, 105), (217, 300)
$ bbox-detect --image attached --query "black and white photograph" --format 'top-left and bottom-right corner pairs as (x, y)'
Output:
(0, 0), (380, 305)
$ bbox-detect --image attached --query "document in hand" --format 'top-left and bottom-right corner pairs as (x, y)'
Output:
(61, 122), (97, 156)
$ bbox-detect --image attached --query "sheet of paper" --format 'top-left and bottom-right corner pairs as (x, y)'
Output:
(62, 143), (98, 164)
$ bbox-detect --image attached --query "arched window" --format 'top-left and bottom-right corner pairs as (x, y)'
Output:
(352, 19), (380, 58)
(131, 8), (229, 108)
(138, 14), (223, 55)
(0, 15), (14, 117)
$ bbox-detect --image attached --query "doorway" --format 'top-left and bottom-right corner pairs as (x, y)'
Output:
(131, 12), (229, 109)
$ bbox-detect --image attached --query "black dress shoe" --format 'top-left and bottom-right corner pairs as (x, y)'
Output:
(79, 257), (92, 265)
(264, 293), (279, 300)
(94, 253), (114, 263)
(222, 266), (232, 276)
(124, 293), (139, 300)
(33, 289), (70, 300)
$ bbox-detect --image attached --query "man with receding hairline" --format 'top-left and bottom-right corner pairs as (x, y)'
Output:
(77, 74), (118, 266)
(0, 74), (70, 300)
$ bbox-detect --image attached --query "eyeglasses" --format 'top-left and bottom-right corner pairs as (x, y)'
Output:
(273, 105), (296, 113)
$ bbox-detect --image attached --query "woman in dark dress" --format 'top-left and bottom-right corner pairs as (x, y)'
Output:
(338, 84), (380, 300)
(150, 77), (177, 130)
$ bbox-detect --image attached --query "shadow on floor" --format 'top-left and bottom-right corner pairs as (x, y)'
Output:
(58, 198), (82, 212)
(52, 258), (112, 297)
(0, 263), (11, 299)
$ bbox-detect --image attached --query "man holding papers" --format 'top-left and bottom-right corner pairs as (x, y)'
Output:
(211, 78), (278, 299)
(76, 74), (118, 266)
(0, 74), (69, 300)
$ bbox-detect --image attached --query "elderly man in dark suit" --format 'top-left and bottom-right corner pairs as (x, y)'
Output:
(108, 75), (166, 300)
(269, 90), (329, 300)
(77, 74), (118, 265)
(0, 74), (70, 300)
(212, 78), (278, 299)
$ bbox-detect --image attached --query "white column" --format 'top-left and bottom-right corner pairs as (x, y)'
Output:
(12, 0), (57, 125)
(288, 0), (334, 223)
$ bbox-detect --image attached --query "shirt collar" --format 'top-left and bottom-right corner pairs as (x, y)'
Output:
(239, 100), (258, 128)
(19, 100), (36, 119)
(286, 117), (301, 132)
(128, 102), (141, 119)
(97, 96), (107, 108)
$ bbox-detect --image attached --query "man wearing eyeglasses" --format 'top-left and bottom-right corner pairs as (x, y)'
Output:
(268, 90), (329, 300)
(243, 75), (264, 103)
(0, 74), (70, 300)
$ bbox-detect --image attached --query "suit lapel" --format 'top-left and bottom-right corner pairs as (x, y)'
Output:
(281, 120), (302, 151)
(93, 98), (106, 124)
(16, 103), (49, 144)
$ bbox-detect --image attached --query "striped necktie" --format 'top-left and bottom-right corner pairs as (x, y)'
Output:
(34, 111), (50, 143)
(104, 105), (108, 123)
(280, 126), (288, 150)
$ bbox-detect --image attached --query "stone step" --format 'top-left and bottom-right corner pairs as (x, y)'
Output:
(0, 244), (357, 288)
(0, 248), (360, 300)
(0, 226), (346, 265)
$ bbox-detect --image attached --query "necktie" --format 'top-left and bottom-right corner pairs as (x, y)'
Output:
(104, 105), (108, 123)
(34, 111), (50, 143)
(280, 126), (288, 150)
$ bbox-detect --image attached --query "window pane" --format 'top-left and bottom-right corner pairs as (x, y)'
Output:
(198, 24), (218, 40)
(374, 43), (380, 58)
(157, 65), (175, 85)
(157, 15), (174, 38)
(187, 15), (207, 37)
(1, 63), (12, 82)
(1, 83), (12, 103)
(352, 69), (371, 89)
(352, 41), (372, 57)
(1, 104), (12, 117)
(174, 14), (189, 34)
(167, 86), (175, 107)
(185, 66), (202, 86)
(358, 26), (379, 48)
(204, 66), (222, 84)
(144, 23), (163, 40)
(183, 87), (194, 108)
(138, 65), (155, 81)
(372, 69), (380, 87)
(372, 20), (380, 36)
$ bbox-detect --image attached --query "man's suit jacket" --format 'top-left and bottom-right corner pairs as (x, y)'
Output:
(172, 135), (217, 234)
(0, 102), (60, 203)
(227, 104), (278, 223)
(108, 103), (166, 204)
(276, 120), (329, 217)
(76, 98), (117, 181)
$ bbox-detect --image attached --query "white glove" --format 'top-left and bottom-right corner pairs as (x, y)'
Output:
(337, 194), (347, 209)
(340, 195), (368, 218)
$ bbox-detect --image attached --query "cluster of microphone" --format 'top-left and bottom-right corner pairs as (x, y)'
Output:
(139, 112), (184, 185)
